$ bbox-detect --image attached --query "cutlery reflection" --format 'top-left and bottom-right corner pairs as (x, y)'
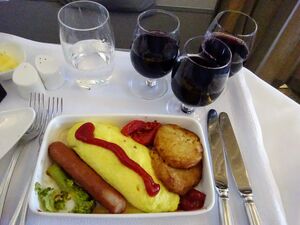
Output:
(207, 109), (234, 225)
(219, 112), (262, 225)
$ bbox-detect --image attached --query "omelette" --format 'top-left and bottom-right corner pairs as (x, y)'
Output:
(67, 122), (179, 213)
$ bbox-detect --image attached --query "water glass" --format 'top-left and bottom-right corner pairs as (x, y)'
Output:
(58, 0), (115, 89)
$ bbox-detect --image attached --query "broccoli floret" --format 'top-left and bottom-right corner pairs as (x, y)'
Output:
(35, 182), (69, 212)
(46, 164), (95, 213)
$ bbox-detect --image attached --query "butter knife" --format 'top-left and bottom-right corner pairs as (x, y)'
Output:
(219, 112), (261, 225)
(207, 109), (233, 225)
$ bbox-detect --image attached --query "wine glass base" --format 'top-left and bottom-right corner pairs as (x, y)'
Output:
(129, 77), (168, 100)
(166, 97), (195, 115)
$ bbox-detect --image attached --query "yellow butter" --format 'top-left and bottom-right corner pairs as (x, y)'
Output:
(67, 122), (179, 213)
(0, 53), (19, 72)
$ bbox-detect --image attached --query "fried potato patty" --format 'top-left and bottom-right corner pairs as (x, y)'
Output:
(154, 124), (203, 169)
(150, 150), (202, 195)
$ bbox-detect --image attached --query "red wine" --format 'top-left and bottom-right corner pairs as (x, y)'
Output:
(171, 55), (229, 106)
(130, 34), (178, 79)
(213, 32), (249, 75)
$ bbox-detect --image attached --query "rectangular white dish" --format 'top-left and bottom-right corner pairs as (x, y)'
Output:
(29, 113), (215, 218)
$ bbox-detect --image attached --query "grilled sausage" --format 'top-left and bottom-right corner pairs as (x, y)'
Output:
(48, 141), (127, 213)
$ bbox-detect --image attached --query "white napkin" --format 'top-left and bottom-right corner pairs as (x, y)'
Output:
(0, 33), (289, 225)
(245, 74), (300, 225)
(206, 71), (288, 225)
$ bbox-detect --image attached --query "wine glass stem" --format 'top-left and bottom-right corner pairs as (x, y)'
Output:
(181, 104), (194, 114)
(146, 79), (157, 88)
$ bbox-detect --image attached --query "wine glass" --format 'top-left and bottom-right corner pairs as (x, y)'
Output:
(129, 9), (180, 100)
(167, 35), (232, 114)
(206, 10), (257, 76)
(58, 0), (115, 89)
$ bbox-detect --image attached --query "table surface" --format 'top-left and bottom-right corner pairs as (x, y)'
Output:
(1, 32), (300, 225)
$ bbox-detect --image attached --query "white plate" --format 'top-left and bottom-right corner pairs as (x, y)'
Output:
(29, 114), (215, 218)
(0, 107), (35, 159)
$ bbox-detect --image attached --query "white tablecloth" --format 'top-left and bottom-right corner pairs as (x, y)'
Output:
(0, 33), (299, 225)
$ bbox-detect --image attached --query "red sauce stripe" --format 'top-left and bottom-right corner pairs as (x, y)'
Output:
(75, 122), (160, 196)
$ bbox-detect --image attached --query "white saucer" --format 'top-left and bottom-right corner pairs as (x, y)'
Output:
(0, 107), (35, 159)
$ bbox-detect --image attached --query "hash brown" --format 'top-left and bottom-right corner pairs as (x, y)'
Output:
(150, 150), (202, 195)
(154, 124), (203, 169)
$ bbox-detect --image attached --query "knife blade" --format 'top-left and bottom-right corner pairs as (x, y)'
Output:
(207, 109), (233, 225)
(219, 112), (261, 225)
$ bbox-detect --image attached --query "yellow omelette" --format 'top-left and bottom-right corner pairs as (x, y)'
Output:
(67, 122), (179, 213)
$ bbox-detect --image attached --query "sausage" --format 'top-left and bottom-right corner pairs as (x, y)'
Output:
(48, 141), (127, 214)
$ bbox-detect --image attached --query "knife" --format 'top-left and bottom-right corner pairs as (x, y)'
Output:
(207, 109), (233, 225)
(219, 112), (261, 225)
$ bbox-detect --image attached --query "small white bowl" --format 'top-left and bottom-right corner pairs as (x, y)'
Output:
(29, 114), (215, 219)
(0, 107), (35, 160)
(0, 41), (26, 81)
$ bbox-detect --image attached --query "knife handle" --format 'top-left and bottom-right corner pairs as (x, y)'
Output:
(244, 196), (261, 225)
(219, 195), (233, 225)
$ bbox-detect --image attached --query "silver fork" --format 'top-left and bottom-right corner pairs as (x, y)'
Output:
(0, 93), (48, 218)
(9, 94), (63, 225)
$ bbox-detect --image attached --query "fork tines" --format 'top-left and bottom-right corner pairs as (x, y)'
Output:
(29, 93), (63, 140)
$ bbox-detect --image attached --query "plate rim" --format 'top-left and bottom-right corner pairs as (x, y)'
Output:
(29, 113), (215, 218)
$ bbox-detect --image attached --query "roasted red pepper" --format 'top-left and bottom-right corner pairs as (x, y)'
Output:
(121, 120), (161, 146)
(179, 189), (206, 211)
(120, 120), (146, 136)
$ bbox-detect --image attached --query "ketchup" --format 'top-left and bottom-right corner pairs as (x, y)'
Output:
(75, 122), (160, 196)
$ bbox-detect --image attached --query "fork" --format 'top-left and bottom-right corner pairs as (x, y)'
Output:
(8, 94), (63, 225)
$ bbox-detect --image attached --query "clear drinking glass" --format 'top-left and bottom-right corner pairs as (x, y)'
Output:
(129, 9), (180, 100)
(206, 10), (257, 76)
(167, 35), (232, 114)
(58, 0), (115, 89)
